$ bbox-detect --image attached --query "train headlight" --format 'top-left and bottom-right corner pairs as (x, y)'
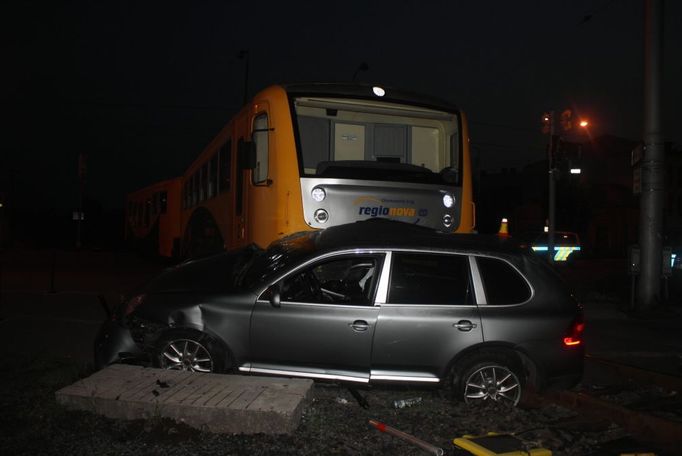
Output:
(314, 209), (329, 224)
(372, 86), (386, 97)
(443, 214), (453, 228)
(442, 193), (455, 208)
(311, 187), (326, 202)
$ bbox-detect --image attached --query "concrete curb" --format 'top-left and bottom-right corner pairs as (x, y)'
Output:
(56, 364), (314, 434)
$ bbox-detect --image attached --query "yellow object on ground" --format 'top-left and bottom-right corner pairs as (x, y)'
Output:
(452, 433), (551, 456)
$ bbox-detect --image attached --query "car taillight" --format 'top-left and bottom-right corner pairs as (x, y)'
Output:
(563, 311), (585, 347)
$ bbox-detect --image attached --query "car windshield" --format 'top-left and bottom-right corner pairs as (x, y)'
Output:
(241, 231), (320, 289)
(293, 96), (461, 185)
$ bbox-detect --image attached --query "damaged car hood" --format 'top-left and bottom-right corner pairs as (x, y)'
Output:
(144, 245), (263, 293)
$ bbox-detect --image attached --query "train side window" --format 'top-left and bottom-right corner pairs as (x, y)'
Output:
(152, 192), (159, 215)
(188, 176), (193, 206)
(160, 191), (167, 214)
(144, 199), (151, 226)
(183, 181), (189, 209)
(253, 114), (269, 184)
(192, 173), (198, 206)
(199, 165), (206, 202)
(206, 160), (213, 199)
(209, 154), (218, 198)
(219, 140), (231, 192)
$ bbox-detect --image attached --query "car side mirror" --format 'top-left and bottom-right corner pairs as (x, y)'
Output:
(270, 290), (281, 308)
(268, 283), (282, 308)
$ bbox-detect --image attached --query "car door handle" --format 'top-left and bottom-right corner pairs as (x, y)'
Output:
(349, 320), (369, 332)
(453, 320), (477, 331)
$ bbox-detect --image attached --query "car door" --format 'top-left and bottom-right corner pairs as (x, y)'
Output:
(248, 251), (385, 383)
(370, 251), (483, 382)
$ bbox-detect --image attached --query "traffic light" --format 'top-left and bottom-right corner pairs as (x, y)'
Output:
(560, 109), (572, 132)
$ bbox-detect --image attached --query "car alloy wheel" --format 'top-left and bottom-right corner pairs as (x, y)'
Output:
(159, 338), (214, 373)
(463, 364), (521, 406)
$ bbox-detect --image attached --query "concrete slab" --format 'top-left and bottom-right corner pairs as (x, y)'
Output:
(55, 364), (313, 434)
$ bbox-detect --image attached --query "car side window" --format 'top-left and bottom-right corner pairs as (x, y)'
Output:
(476, 256), (531, 305)
(388, 252), (470, 305)
(279, 256), (380, 305)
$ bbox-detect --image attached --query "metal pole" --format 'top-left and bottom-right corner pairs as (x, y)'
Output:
(76, 183), (83, 249)
(630, 274), (636, 312)
(0, 258), (3, 315)
(638, 0), (664, 312)
(548, 111), (556, 263)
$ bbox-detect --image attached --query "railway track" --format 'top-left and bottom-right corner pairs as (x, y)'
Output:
(528, 355), (682, 454)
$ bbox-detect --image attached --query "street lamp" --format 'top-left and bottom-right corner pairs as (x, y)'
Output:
(570, 120), (589, 175)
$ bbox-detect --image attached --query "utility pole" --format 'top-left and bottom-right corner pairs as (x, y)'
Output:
(545, 111), (557, 263)
(637, 0), (665, 311)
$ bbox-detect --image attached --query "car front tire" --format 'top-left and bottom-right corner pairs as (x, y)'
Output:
(154, 329), (228, 373)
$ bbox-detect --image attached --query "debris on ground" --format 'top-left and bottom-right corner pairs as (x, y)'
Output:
(369, 419), (443, 455)
(394, 396), (423, 409)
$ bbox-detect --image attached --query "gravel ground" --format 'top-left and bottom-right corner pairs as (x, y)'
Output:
(1, 354), (635, 456)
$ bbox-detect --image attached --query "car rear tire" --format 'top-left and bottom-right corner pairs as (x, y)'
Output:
(453, 351), (524, 406)
(154, 329), (228, 373)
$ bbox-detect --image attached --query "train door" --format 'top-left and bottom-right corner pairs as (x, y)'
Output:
(246, 107), (275, 248)
(233, 107), (270, 249)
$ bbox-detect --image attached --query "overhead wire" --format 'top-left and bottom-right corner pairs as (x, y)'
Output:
(472, 0), (622, 135)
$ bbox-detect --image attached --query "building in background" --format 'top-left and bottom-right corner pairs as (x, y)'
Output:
(477, 135), (681, 259)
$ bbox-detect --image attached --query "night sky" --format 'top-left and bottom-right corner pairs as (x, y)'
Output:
(4, 0), (681, 214)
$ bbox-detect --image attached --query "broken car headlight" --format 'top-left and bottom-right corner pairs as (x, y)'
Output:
(122, 294), (146, 318)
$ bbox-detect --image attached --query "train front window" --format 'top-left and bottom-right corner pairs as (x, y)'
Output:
(293, 97), (461, 185)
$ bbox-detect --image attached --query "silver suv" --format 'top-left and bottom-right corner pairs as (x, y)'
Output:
(95, 219), (584, 406)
